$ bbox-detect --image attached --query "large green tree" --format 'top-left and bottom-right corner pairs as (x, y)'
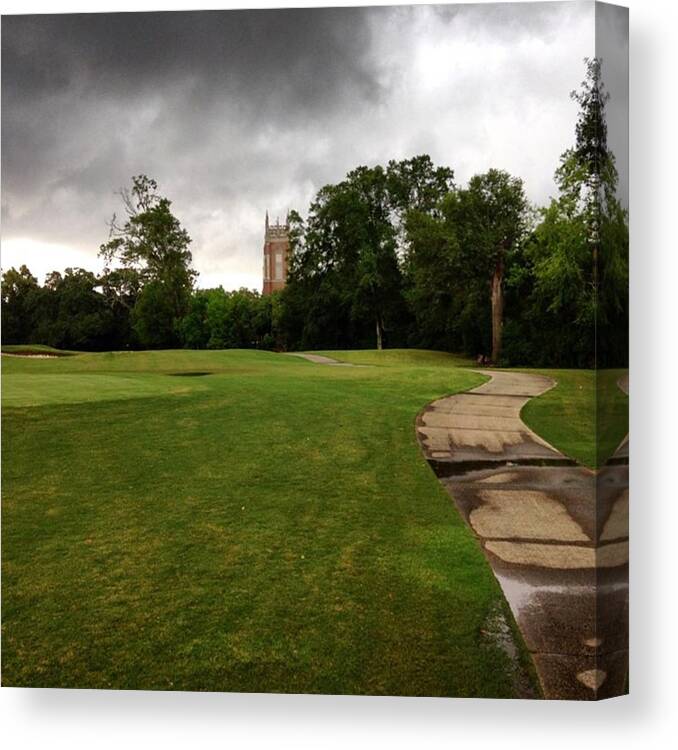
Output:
(457, 170), (529, 363)
(288, 165), (402, 350)
(99, 175), (196, 348)
(284, 156), (454, 351)
(402, 169), (529, 362)
(401, 198), (474, 352)
(527, 57), (628, 367)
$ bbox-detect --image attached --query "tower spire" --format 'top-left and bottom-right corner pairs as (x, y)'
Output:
(265, 210), (269, 233)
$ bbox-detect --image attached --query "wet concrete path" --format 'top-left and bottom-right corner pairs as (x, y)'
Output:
(416, 371), (628, 700)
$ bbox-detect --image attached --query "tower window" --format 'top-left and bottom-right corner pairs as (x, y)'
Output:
(275, 252), (283, 281)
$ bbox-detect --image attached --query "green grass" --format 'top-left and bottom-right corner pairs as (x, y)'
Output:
(520, 368), (629, 468)
(1, 348), (628, 694)
(2, 348), (530, 696)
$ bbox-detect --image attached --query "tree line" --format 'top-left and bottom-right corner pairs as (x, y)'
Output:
(2, 59), (627, 367)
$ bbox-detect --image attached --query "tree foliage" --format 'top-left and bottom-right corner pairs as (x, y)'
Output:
(1, 265), (41, 344)
(282, 157), (453, 350)
(518, 57), (628, 367)
(2, 266), (117, 350)
(99, 175), (196, 347)
(176, 288), (277, 350)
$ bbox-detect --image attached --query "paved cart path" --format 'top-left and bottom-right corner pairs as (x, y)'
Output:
(417, 370), (564, 466)
(416, 370), (628, 700)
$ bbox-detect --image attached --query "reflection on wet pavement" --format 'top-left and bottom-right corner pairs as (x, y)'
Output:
(416, 370), (628, 700)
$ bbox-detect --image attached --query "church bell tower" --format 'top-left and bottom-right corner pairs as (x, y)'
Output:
(262, 210), (291, 295)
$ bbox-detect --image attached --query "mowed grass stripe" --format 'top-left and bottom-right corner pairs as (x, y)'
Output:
(1, 373), (213, 407)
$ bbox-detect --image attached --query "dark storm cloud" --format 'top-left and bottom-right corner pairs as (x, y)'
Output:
(1, 6), (392, 284)
(2, 9), (383, 108)
(0, 3), (627, 290)
(1, 7), (383, 204)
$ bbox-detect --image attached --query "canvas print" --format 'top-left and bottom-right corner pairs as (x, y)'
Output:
(1, 2), (629, 700)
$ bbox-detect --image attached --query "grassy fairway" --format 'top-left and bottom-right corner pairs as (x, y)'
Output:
(2, 348), (531, 696)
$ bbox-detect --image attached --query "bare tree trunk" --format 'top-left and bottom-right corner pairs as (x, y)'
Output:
(376, 317), (383, 351)
(491, 258), (504, 363)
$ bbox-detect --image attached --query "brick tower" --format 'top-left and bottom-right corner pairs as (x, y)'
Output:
(262, 211), (291, 295)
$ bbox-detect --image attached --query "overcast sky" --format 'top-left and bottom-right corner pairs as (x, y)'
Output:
(1, 1), (628, 291)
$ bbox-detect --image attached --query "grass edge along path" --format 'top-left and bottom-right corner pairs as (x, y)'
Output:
(518, 368), (628, 468)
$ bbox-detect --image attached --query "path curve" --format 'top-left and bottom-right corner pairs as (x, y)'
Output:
(416, 370), (628, 700)
(417, 370), (566, 468)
